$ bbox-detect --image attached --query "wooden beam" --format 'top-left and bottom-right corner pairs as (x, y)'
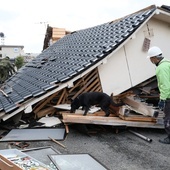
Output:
(61, 114), (163, 129)
(119, 114), (156, 122)
(84, 78), (99, 92)
(36, 107), (56, 118)
(60, 111), (117, 117)
(72, 74), (97, 99)
(33, 91), (60, 114)
(65, 124), (69, 134)
(57, 89), (67, 105)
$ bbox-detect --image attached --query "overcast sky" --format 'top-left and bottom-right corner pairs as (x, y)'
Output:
(0, 0), (170, 53)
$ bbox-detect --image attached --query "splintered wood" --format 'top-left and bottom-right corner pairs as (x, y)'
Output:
(121, 96), (156, 117)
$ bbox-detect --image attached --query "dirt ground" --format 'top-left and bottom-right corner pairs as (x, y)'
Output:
(0, 125), (170, 170)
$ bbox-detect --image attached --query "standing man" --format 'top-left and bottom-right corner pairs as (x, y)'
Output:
(147, 46), (170, 144)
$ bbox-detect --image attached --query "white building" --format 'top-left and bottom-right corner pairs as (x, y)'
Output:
(0, 45), (24, 59)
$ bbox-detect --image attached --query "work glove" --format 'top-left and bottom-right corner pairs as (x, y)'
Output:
(158, 100), (165, 111)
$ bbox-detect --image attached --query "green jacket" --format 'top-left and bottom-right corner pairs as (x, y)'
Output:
(156, 58), (170, 100)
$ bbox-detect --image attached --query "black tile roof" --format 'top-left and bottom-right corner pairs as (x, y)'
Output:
(0, 5), (157, 115)
(161, 5), (170, 11)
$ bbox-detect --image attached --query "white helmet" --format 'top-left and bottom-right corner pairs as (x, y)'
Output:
(147, 46), (162, 58)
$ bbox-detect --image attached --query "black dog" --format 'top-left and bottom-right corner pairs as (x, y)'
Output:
(70, 92), (123, 116)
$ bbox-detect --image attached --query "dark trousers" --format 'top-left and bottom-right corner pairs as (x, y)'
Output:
(164, 100), (170, 137)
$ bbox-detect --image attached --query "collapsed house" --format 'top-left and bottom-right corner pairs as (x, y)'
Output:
(0, 5), (170, 128)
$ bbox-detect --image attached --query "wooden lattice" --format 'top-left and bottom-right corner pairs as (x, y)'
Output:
(33, 68), (102, 117)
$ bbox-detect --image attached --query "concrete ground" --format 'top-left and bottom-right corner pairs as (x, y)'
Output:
(0, 125), (170, 170)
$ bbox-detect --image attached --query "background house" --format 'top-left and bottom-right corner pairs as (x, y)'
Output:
(0, 45), (39, 64)
(0, 45), (24, 59)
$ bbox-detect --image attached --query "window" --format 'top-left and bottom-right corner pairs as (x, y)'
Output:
(14, 48), (19, 52)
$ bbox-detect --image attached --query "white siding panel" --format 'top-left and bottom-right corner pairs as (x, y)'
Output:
(146, 18), (170, 59)
(98, 49), (132, 95)
(126, 18), (170, 87)
(124, 29), (156, 87)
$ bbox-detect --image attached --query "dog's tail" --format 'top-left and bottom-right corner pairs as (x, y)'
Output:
(110, 93), (125, 107)
(111, 100), (124, 107)
(108, 99), (124, 116)
(109, 93), (125, 116)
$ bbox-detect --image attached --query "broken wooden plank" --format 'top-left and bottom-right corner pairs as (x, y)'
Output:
(61, 114), (163, 129)
(65, 124), (69, 134)
(119, 114), (156, 122)
(140, 86), (151, 94)
(0, 154), (23, 170)
(48, 137), (66, 149)
(57, 88), (68, 105)
(119, 105), (156, 122)
(36, 107), (56, 118)
(122, 96), (156, 117)
(60, 111), (116, 117)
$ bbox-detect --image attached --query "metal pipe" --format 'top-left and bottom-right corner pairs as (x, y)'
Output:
(128, 130), (152, 143)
